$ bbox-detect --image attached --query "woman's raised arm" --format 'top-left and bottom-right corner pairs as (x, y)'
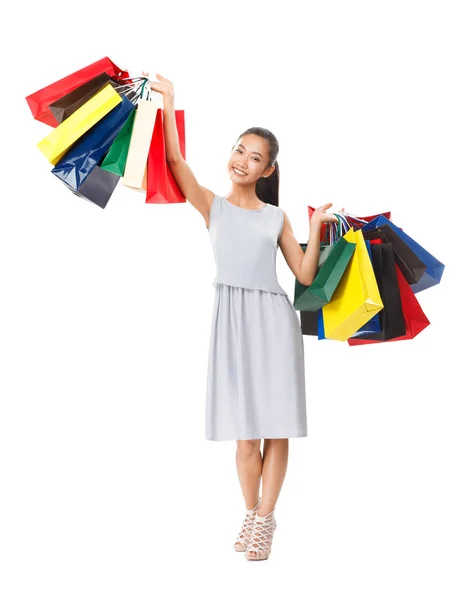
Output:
(145, 73), (214, 226)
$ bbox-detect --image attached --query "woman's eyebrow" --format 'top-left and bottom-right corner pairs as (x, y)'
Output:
(237, 143), (263, 158)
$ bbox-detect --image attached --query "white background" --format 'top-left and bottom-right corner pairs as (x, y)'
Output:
(2, 1), (467, 598)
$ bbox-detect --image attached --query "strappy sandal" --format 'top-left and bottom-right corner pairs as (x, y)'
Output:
(233, 497), (261, 552)
(244, 508), (277, 561)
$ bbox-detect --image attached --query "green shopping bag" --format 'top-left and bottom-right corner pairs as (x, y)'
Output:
(293, 217), (356, 311)
(100, 109), (137, 175)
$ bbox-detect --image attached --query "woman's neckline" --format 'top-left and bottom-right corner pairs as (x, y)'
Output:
(221, 196), (269, 212)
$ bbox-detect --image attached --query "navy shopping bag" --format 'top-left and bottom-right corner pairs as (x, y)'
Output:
(51, 95), (134, 191)
(362, 215), (444, 293)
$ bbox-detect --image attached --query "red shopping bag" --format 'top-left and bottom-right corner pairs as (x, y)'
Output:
(146, 108), (186, 204)
(25, 57), (129, 127)
(308, 205), (392, 241)
(347, 262), (430, 345)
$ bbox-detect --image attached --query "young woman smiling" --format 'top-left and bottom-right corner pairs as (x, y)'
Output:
(144, 72), (337, 561)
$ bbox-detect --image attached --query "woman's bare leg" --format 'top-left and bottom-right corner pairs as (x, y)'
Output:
(233, 439), (263, 551)
(235, 439), (262, 509)
(258, 438), (289, 514)
(245, 438), (288, 558)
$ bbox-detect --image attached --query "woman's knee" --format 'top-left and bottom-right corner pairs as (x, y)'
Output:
(264, 438), (288, 449)
(236, 439), (261, 457)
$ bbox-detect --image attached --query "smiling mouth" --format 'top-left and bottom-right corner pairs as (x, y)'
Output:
(233, 167), (247, 176)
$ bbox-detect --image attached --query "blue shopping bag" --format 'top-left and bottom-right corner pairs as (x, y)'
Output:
(52, 95), (135, 191)
(318, 308), (326, 339)
(362, 215), (444, 293)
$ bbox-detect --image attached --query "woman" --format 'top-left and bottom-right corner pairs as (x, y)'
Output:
(145, 73), (338, 561)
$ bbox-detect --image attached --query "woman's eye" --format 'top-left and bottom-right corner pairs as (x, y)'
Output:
(235, 149), (242, 153)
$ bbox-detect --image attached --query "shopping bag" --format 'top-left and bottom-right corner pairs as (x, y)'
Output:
(320, 305), (381, 339)
(319, 256), (382, 339)
(71, 164), (120, 209)
(37, 84), (122, 165)
(293, 236), (356, 311)
(48, 73), (140, 124)
(363, 224), (427, 285)
(362, 215), (445, 293)
(51, 95), (134, 191)
(100, 109), (137, 176)
(318, 307), (340, 340)
(294, 243), (333, 313)
(350, 240), (382, 337)
(307, 205), (391, 241)
(318, 308), (325, 339)
(348, 263), (430, 345)
(348, 241), (406, 343)
(25, 56), (129, 127)
(299, 308), (328, 340)
(300, 308), (320, 336)
(146, 108), (187, 203)
(122, 93), (159, 190)
(322, 228), (384, 341)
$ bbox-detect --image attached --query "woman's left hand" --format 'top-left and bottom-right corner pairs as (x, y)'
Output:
(141, 72), (175, 99)
(309, 202), (339, 230)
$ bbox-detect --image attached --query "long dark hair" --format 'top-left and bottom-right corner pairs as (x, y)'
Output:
(235, 127), (280, 207)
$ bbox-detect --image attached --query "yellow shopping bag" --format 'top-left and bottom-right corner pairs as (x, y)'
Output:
(122, 99), (158, 190)
(36, 84), (122, 165)
(322, 228), (383, 341)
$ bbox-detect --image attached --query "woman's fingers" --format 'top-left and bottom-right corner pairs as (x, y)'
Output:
(142, 72), (164, 81)
(157, 74), (173, 87)
(315, 203), (329, 213)
(317, 203), (343, 214)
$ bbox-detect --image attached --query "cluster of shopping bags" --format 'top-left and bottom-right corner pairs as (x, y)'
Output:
(294, 207), (444, 345)
(25, 57), (187, 209)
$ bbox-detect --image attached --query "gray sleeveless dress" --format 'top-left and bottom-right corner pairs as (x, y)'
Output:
(205, 194), (307, 441)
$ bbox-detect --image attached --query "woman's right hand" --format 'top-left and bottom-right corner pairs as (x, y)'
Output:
(142, 72), (175, 100)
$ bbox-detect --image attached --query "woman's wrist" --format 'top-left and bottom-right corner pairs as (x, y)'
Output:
(308, 221), (321, 239)
(162, 91), (175, 105)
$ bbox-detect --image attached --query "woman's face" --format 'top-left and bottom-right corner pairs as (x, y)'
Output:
(228, 134), (275, 185)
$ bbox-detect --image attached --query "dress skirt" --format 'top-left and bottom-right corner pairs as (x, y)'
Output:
(205, 283), (307, 441)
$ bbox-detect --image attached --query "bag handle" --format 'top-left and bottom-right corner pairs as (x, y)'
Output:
(137, 79), (165, 108)
(337, 213), (353, 234)
(112, 73), (167, 108)
(322, 221), (335, 245)
(340, 211), (368, 226)
(113, 80), (147, 104)
(320, 209), (353, 245)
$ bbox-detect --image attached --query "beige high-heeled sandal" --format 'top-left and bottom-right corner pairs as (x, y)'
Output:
(244, 508), (277, 561)
(233, 497), (261, 552)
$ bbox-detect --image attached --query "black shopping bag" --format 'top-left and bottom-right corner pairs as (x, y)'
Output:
(49, 73), (139, 124)
(363, 224), (427, 285)
(353, 242), (406, 341)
